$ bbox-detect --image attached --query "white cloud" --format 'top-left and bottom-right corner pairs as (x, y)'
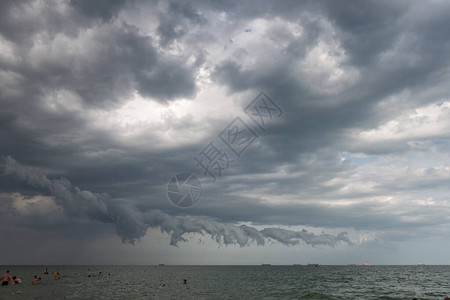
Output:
(359, 102), (450, 142)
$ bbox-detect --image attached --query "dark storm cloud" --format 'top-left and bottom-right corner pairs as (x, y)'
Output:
(191, 193), (449, 232)
(157, 0), (206, 48)
(211, 0), (450, 131)
(0, 0), (202, 198)
(0, 0), (78, 46)
(0, 0), (199, 110)
(1, 156), (351, 247)
(135, 58), (197, 100)
(200, 0), (450, 235)
(319, 0), (410, 65)
(1, 0), (450, 260)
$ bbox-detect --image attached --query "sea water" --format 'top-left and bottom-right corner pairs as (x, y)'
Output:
(0, 265), (449, 299)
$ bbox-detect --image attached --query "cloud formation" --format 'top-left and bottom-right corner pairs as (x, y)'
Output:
(1, 0), (450, 264)
(2, 156), (352, 247)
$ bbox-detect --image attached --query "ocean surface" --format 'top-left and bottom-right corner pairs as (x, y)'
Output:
(1, 265), (449, 299)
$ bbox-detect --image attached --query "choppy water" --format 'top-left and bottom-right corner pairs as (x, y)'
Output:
(1, 265), (449, 299)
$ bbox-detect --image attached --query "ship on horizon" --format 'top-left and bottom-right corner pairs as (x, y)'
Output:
(307, 263), (319, 267)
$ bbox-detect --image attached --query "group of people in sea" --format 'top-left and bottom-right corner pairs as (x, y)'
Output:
(1, 270), (22, 285)
(1, 268), (61, 286)
(1, 267), (110, 287)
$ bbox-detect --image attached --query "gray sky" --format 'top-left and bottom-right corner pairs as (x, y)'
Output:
(1, 0), (450, 265)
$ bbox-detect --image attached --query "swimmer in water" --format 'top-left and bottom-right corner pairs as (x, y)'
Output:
(32, 275), (38, 285)
(44, 268), (48, 275)
(55, 272), (61, 280)
(183, 279), (187, 284)
(1, 270), (13, 286)
(98, 272), (102, 276)
(12, 276), (22, 284)
(38, 277), (42, 282)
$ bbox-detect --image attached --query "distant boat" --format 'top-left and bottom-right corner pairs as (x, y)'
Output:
(261, 264), (271, 266)
(363, 263), (372, 266)
(308, 263), (319, 267)
(293, 264), (301, 266)
(418, 263), (425, 266)
(158, 264), (165, 266)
